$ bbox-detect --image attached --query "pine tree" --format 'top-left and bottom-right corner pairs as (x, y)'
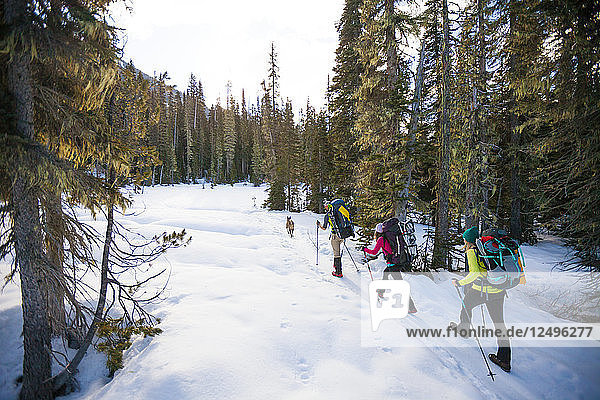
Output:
(183, 74), (199, 183)
(239, 90), (252, 180)
(251, 111), (265, 186)
(485, 0), (537, 243)
(197, 81), (210, 181)
(329, 0), (363, 200)
(0, 0), (130, 396)
(354, 0), (414, 232)
(303, 101), (332, 213)
(399, 37), (426, 222)
(261, 49), (286, 210)
(224, 82), (237, 182)
(166, 88), (179, 184)
(156, 74), (172, 184)
(209, 102), (225, 183)
(281, 99), (302, 210)
(174, 91), (185, 183)
(512, 0), (600, 269)
(421, 0), (453, 269)
(268, 42), (280, 115)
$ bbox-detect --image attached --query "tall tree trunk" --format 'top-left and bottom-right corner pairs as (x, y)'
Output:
(509, 115), (521, 240)
(53, 169), (115, 393)
(508, 1), (522, 241)
(385, 0), (398, 96)
(464, 111), (477, 229)
(398, 37), (425, 221)
(384, 0), (401, 216)
(433, 0), (451, 270)
(465, 74), (478, 229)
(44, 192), (66, 337)
(5, 0), (54, 398)
(270, 43), (277, 115)
(477, 0), (490, 231)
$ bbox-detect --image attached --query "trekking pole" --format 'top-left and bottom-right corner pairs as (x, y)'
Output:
(306, 230), (318, 250)
(316, 224), (319, 266)
(453, 284), (496, 382)
(343, 240), (360, 273)
(363, 250), (374, 281)
(481, 305), (486, 329)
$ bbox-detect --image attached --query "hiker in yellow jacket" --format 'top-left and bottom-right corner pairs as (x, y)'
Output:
(452, 226), (512, 372)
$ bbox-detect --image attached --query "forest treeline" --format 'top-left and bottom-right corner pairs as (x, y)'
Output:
(1, 0), (598, 398)
(136, 0), (599, 274)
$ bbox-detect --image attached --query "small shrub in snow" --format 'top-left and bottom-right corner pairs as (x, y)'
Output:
(96, 317), (162, 376)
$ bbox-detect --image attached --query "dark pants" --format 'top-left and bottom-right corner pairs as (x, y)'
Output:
(383, 263), (417, 313)
(459, 287), (511, 364)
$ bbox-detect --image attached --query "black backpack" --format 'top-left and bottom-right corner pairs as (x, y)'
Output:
(382, 217), (411, 266)
(475, 229), (525, 290)
(329, 199), (355, 239)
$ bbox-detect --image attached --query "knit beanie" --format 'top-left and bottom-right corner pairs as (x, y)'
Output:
(462, 226), (479, 244)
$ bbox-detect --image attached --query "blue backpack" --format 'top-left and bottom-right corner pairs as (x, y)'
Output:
(329, 199), (355, 239)
(475, 229), (526, 290)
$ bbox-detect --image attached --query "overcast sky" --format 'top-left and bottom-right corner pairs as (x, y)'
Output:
(110, 0), (345, 113)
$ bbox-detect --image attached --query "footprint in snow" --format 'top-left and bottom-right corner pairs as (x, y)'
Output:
(296, 358), (312, 383)
(280, 319), (291, 330)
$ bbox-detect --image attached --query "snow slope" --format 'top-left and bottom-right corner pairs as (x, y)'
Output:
(1, 183), (599, 400)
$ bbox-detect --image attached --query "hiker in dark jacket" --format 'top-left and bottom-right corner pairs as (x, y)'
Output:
(317, 203), (344, 277)
(452, 226), (512, 372)
(364, 223), (417, 313)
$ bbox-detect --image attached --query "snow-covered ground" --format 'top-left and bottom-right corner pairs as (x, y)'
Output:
(1, 183), (599, 400)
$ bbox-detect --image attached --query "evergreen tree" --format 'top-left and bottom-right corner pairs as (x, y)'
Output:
(281, 100), (302, 210)
(239, 90), (252, 180)
(303, 102), (332, 213)
(251, 109), (265, 186)
(156, 74), (173, 184)
(512, 0), (600, 269)
(419, 0), (454, 269)
(354, 0), (414, 232)
(261, 49), (286, 210)
(329, 0), (363, 200)
(0, 0), (124, 396)
(166, 88), (179, 183)
(268, 42), (280, 115)
(224, 93), (237, 182)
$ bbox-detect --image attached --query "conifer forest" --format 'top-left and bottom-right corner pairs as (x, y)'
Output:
(1, 0), (599, 399)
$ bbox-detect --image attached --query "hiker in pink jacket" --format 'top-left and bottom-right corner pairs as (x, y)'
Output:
(363, 222), (417, 313)
(363, 223), (393, 257)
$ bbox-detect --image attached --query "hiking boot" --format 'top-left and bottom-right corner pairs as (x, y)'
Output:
(333, 257), (343, 277)
(489, 353), (511, 372)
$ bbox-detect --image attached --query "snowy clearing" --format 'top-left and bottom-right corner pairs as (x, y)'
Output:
(1, 183), (599, 400)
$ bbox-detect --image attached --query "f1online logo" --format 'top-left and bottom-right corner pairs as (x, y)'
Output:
(369, 280), (411, 331)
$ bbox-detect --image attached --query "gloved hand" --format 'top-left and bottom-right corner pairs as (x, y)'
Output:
(362, 251), (377, 262)
(359, 249), (367, 263)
